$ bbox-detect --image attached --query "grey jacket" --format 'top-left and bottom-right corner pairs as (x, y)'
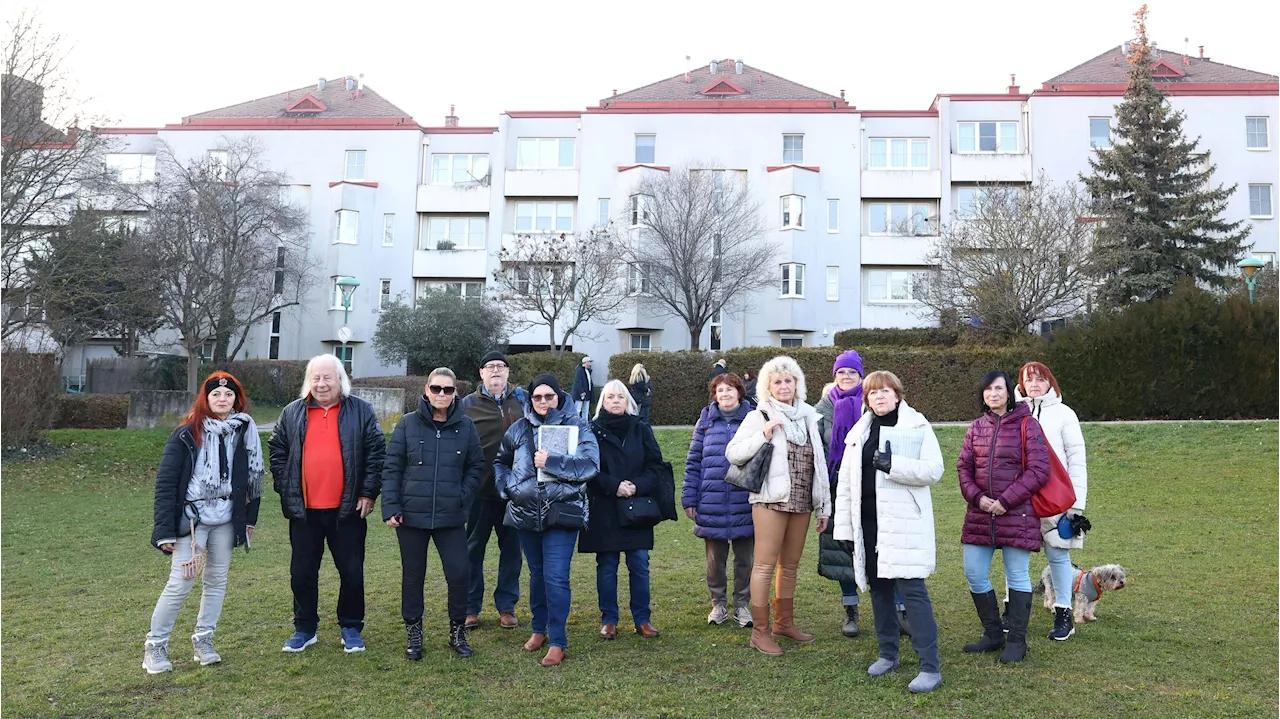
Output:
(494, 399), (599, 533)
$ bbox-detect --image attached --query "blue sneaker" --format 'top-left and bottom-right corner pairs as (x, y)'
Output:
(282, 631), (317, 653)
(340, 627), (365, 653)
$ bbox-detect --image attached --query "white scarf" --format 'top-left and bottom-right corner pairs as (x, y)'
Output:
(192, 413), (264, 505)
(764, 399), (812, 446)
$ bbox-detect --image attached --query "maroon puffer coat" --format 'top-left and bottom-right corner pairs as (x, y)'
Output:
(957, 402), (1050, 552)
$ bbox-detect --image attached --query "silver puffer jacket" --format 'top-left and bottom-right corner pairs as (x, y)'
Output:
(494, 396), (599, 532)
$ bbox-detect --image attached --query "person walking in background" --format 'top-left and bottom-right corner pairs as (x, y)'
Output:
(628, 363), (654, 425)
(741, 371), (758, 407)
(572, 357), (595, 421)
(495, 374), (599, 667)
(382, 368), (486, 660)
(580, 380), (666, 640)
(269, 355), (385, 654)
(683, 373), (756, 628)
(459, 351), (527, 632)
(958, 370), (1050, 664)
(709, 358), (728, 381)
(833, 371), (944, 694)
(726, 356), (831, 656)
(144, 372), (262, 674)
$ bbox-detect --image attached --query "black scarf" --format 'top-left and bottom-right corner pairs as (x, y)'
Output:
(861, 405), (901, 512)
(594, 410), (637, 442)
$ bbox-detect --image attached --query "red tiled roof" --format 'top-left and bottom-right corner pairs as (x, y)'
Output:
(1045, 46), (1278, 85)
(604, 59), (843, 104)
(187, 77), (415, 120)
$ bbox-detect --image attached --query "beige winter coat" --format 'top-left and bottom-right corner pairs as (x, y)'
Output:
(724, 403), (831, 519)
(1017, 388), (1088, 550)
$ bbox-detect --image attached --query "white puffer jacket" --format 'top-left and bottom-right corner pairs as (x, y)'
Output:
(832, 401), (943, 591)
(724, 403), (830, 518)
(1017, 388), (1088, 549)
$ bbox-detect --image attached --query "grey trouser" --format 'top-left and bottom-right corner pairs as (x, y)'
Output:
(146, 522), (234, 644)
(704, 537), (754, 608)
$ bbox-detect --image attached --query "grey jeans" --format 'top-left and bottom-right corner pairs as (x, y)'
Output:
(146, 522), (234, 644)
(704, 537), (754, 608)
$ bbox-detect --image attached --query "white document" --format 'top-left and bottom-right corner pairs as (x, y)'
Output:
(877, 426), (924, 462)
(537, 425), (578, 483)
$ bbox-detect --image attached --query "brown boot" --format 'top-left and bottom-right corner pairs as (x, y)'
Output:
(771, 598), (815, 644)
(749, 605), (783, 656)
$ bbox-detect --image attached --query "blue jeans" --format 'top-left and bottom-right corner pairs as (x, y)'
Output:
(839, 579), (906, 610)
(576, 400), (591, 420)
(638, 406), (651, 424)
(465, 499), (522, 616)
(1044, 542), (1074, 608)
(596, 550), (651, 626)
(963, 543), (1033, 593)
(519, 528), (577, 649)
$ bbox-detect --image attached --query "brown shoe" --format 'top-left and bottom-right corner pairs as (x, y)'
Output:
(599, 624), (617, 640)
(522, 633), (547, 652)
(464, 614), (479, 631)
(771, 598), (815, 644)
(499, 612), (518, 629)
(634, 623), (660, 638)
(749, 605), (783, 656)
(540, 646), (565, 667)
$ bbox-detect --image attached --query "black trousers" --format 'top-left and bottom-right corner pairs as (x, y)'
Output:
(289, 509), (367, 634)
(396, 524), (470, 624)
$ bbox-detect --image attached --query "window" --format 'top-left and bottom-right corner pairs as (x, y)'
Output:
(1089, 118), (1112, 149)
(957, 122), (1018, 153)
(826, 266), (839, 301)
(597, 198), (610, 226)
(866, 269), (919, 302)
(207, 150), (230, 180)
(627, 263), (651, 295)
(1249, 184), (1273, 218)
(827, 199), (839, 233)
(344, 151), (366, 180)
(709, 310), (722, 351)
(333, 345), (353, 375)
(430, 154), (489, 184)
(268, 312), (281, 360)
(868, 138), (929, 169)
(273, 246), (285, 295)
(635, 135), (656, 164)
(780, 335), (804, 349)
(416, 278), (484, 300)
(105, 153), (156, 183)
(421, 216), (486, 249)
(782, 134), (804, 164)
(629, 195), (650, 227)
(514, 202), (573, 233)
(1246, 117), (1269, 150)
(331, 276), (357, 309)
(379, 279), (392, 310)
(956, 188), (989, 218)
(781, 195), (805, 230)
(334, 210), (359, 244)
(382, 214), (395, 246)
(868, 202), (935, 235)
(780, 263), (805, 297)
(630, 333), (652, 352)
(516, 138), (575, 169)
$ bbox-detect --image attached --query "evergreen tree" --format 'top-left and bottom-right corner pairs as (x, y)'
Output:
(1083, 4), (1249, 305)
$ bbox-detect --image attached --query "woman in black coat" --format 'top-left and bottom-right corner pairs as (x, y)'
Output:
(579, 380), (666, 640)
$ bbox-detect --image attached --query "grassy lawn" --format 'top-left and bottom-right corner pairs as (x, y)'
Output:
(2, 423), (1277, 718)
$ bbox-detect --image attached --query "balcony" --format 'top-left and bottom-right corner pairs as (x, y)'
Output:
(503, 169), (579, 197)
(417, 183), (491, 214)
(949, 153), (1033, 183)
(861, 169), (942, 199)
(412, 247), (489, 278)
(860, 235), (936, 266)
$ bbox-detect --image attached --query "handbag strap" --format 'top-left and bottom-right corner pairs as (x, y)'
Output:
(1019, 416), (1030, 473)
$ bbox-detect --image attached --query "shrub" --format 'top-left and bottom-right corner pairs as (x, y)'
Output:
(608, 351), (716, 426)
(508, 351), (585, 392)
(53, 394), (130, 429)
(209, 360), (309, 407)
(833, 327), (963, 347)
(353, 376), (474, 415)
(0, 351), (60, 444)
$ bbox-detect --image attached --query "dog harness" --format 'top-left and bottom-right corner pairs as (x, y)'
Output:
(1074, 570), (1102, 602)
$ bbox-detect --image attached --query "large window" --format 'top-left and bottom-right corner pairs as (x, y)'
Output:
(345, 150), (366, 180)
(709, 310), (723, 351)
(333, 345), (353, 374)
(869, 138), (929, 169)
(627, 263), (651, 295)
(515, 202), (573, 233)
(597, 198), (610, 226)
(421, 216), (486, 249)
(517, 138), (575, 169)
(416, 278), (484, 301)
(955, 188), (995, 219)
(379, 279), (392, 310)
(630, 333), (652, 352)
(781, 195), (805, 230)
(868, 202), (934, 235)
(866, 269), (920, 303)
(635, 135), (656, 164)
(334, 210), (359, 244)
(105, 153), (156, 183)
(629, 195), (651, 227)
(780, 335), (804, 349)
(1249, 184), (1273, 218)
(430, 154), (489, 184)
(1089, 118), (1112, 149)
(331, 276), (357, 309)
(958, 122), (1018, 153)
(782, 134), (804, 164)
(780, 263), (805, 298)
(273, 246), (285, 295)
(268, 311), (281, 360)
(1246, 117), (1270, 150)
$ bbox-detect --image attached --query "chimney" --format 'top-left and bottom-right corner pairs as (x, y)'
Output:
(357, 73), (364, 92)
(1007, 73), (1020, 94)
(344, 76), (355, 91)
(709, 60), (718, 74)
(445, 104), (458, 127)
(839, 89), (845, 100)
(735, 59), (743, 74)
(318, 77), (327, 91)
(685, 55), (691, 83)
(1198, 45), (1204, 59)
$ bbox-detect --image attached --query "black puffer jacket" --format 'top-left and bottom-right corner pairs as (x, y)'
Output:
(578, 414), (664, 553)
(494, 397), (599, 533)
(151, 424), (260, 553)
(381, 396), (485, 529)
(268, 394), (385, 521)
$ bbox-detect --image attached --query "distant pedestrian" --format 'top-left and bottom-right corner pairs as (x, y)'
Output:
(628, 363), (654, 424)
(709, 358), (727, 381)
(571, 356), (595, 421)
(741, 371), (758, 407)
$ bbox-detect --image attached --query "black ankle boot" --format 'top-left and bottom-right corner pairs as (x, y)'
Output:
(842, 604), (859, 638)
(405, 619), (423, 661)
(1000, 590), (1033, 663)
(963, 590), (1006, 653)
(449, 620), (474, 658)
(1048, 606), (1074, 641)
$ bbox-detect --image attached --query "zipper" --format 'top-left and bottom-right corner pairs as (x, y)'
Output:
(432, 425), (441, 522)
(986, 412), (1000, 545)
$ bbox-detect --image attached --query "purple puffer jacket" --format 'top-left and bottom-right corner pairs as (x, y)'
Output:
(682, 403), (755, 541)
(957, 402), (1050, 552)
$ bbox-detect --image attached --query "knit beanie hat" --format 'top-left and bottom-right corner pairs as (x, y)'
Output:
(832, 349), (864, 377)
(527, 373), (563, 397)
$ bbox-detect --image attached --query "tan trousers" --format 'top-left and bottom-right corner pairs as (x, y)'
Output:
(749, 505), (812, 607)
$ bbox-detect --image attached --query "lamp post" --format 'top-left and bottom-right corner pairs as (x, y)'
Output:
(1237, 257), (1264, 304)
(337, 277), (360, 324)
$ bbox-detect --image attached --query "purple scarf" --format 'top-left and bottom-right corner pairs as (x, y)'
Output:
(826, 383), (864, 479)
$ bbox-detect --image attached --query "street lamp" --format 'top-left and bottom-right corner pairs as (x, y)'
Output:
(336, 277), (360, 324)
(1237, 257), (1264, 304)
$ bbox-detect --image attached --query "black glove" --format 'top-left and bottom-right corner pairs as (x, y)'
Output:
(871, 441), (893, 474)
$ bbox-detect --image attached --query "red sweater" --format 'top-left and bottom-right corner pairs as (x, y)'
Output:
(303, 403), (344, 509)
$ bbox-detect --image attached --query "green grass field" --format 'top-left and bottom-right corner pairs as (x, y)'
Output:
(2, 423), (1277, 718)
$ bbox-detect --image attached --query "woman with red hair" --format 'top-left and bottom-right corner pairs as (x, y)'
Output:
(143, 371), (264, 674)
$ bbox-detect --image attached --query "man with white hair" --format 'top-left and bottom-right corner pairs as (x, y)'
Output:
(571, 356), (595, 421)
(268, 354), (385, 654)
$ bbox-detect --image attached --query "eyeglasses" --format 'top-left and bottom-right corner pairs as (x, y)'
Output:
(482, 364), (508, 372)
(531, 393), (557, 402)
(428, 385), (456, 396)
(835, 369), (861, 378)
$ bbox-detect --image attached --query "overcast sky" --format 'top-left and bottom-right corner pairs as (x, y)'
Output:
(8, 0), (1278, 129)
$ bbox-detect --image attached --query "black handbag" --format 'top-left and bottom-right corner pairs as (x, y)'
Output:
(655, 461), (678, 522)
(617, 496), (663, 528)
(725, 410), (772, 493)
(546, 501), (586, 530)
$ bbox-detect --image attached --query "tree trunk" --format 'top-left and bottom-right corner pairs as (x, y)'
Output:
(687, 321), (704, 351)
(185, 343), (201, 393)
(549, 321), (560, 357)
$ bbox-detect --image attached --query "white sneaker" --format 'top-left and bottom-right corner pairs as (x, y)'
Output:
(143, 641), (173, 674)
(733, 606), (753, 628)
(192, 633), (221, 666)
(707, 604), (729, 625)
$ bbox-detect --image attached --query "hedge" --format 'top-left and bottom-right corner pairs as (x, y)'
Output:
(135, 357), (309, 407)
(833, 327), (963, 347)
(353, 376), (474, 415)
(508, 351), (586, 393)
(53, 394), (130, 429)
(1, 351), (60, 444)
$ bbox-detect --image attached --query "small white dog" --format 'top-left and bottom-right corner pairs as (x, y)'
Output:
(1037, 564), (1127, 624)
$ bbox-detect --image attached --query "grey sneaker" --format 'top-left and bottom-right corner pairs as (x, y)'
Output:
(708, 604), (729, 625)
(867, 657), (901, 677)
(909, 672), (944, 694)
(733, 606), (753, 628)
(143, 641), (173, 674)
(192, 633), (221, 666)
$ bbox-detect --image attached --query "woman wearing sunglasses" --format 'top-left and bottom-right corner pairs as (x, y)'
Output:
(382, 368), (486, 660)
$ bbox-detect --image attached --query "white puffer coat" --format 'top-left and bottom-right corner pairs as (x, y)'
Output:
(724, 403), (831, 518)
(832, 401), (943, 591)
(1017, 388), (1088, 549)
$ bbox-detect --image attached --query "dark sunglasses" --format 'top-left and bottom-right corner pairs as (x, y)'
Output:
(428, 385), (456, 396)
(531, 392), (558, 402)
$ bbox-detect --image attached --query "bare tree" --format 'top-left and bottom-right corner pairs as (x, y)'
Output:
(915, 175), (1100, 337)
(613, 163), (775, 349)
(492, 227), (629, 356)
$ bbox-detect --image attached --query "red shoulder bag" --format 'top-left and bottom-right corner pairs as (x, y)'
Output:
(1020, 417), (1076, 518)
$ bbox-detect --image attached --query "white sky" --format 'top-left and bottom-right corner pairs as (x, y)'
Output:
(9, 0), (1279, 129)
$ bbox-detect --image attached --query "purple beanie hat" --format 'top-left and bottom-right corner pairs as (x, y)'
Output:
(832, 349), (864, 377)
